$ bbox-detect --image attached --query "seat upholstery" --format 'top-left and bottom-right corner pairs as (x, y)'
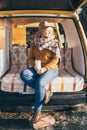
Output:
(1, 46), (84, 93)
(1, 46), (28, 92)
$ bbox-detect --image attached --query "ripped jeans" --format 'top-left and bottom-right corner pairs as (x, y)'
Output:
(20, 67), (58, 113)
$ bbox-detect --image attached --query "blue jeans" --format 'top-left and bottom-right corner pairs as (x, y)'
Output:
(20, 67), (58, 113)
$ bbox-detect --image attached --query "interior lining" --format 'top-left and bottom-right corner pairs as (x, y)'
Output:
(61, 19), (85, 76)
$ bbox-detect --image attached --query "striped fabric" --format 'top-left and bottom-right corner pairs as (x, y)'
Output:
(1, 46), (28, 92)
(1, 47), (84, 93)
(46, 71), (84, 92)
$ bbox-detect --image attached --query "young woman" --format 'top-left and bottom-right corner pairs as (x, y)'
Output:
(20, 21), (60, 123)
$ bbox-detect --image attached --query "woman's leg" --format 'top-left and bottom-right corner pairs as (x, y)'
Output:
(20, 67), (38, 89)
(34, 68), (58, 113)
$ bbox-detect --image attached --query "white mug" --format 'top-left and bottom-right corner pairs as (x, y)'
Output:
(35, 60), (41, 70)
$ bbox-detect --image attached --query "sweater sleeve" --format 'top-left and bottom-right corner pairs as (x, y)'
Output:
(29, 43), (35, 67)
(42, 53), (59, 71)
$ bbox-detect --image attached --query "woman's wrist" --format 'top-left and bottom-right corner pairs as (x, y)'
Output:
(37, 68), (45, 74)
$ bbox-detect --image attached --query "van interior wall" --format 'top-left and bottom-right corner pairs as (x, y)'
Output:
(0, 19), (12, 78)
(0, 18), (85, 77)
(61, 18), (85, 76)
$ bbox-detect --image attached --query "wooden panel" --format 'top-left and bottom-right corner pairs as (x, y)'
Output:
(0, 28), (5, 50)
(12, 26), (26, 45)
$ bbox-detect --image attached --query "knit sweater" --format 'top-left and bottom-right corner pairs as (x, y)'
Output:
(29, 42), (59, 71)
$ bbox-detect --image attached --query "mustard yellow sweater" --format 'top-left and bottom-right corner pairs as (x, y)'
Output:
(29, 43), (59, 71)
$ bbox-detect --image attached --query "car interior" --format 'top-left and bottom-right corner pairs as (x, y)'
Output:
(0, 17), (85, 94)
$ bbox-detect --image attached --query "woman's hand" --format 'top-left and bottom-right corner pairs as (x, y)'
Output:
(34, 65), (39, 72)
(34, 65), (45, 74)
(37, 68), (45, 74)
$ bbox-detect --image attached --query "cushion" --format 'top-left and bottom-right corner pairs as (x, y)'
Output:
(1, 73), (24, 92)
(1, 46), (28, 92)
(10, 46), (28, 72)
(1, 47), (84, 93)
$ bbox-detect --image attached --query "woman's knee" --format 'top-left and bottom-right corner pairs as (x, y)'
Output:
(20, 68), (35, 81)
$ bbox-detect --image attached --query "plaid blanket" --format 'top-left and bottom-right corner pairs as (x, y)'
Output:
(34, 34), (61, 58)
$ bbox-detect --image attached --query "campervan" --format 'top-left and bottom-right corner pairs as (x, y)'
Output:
(0, 0), (87, 112)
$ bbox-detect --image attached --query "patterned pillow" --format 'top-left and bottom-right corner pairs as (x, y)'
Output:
(59, 48), (65, 70)
(59, 48), (73, 70)
(10, 46), (28, 72)
(64, 48), (73, 71)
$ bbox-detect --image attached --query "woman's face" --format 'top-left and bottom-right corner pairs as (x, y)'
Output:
(41, 29), (50, 38)
(40, 27), (54, 39)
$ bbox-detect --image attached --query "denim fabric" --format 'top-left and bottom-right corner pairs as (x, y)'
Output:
(20, 67), (58, 113)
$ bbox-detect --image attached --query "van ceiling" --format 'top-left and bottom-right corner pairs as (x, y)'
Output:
(0, 0), (85, 11)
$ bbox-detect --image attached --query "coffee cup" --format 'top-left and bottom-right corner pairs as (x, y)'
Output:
(35, 60), (41, 70)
